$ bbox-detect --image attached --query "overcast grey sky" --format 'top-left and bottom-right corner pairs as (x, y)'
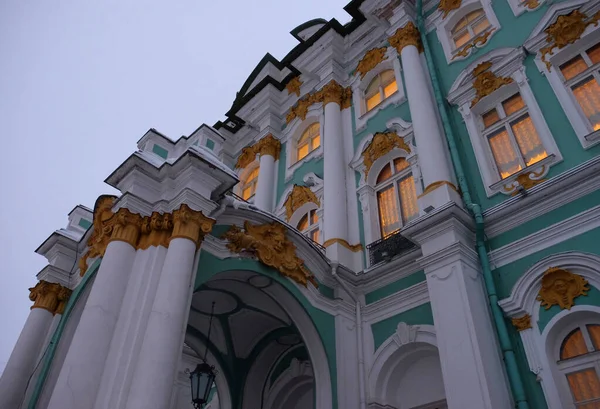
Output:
(0, 0), (350, 374)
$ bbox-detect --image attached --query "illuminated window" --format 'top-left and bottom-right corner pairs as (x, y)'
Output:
(557, 324), (600, 408)
(375, 158), (418, 238)
(559, 42), (600, 132)
(297, 209), (319, 243)
(481, 93), (547, 179)
(297, 123), (321, 162)
(365, 70), (398, 112)
(450, 9), (491, 49)
(241, 167), (259, 200)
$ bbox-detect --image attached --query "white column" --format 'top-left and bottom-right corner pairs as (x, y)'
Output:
(125, 205), (214, 409)
(47, 211), (141, 409)
(391, 23), (459, 210)
(254, 153), (276, 212)
(0, 306), (53, 409)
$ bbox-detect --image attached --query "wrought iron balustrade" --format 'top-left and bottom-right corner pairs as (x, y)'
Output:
(366, 230), (417, 266)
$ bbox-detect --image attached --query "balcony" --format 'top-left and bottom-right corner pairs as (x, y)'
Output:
(366, 230), (418, 266)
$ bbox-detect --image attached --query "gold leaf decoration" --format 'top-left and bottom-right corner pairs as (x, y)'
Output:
(235, 145), (258, 169)
(511, 315), (532, 331)
(222, 222), (318, 287)
(512, 173), (546, 195)
(438, 0), (462, 19)
(286, 75), (303, 96)
(362, 131), (411, 176)
(388, 22), (423, 54)
(29, 281), (71, 315)
(452, 29), (495, 60)
(356, 47), (388, 79)
(540, 10), (600, 70)
(471, 61), (514, 107)
(418, 180), (459, 198)
(323, 238), (363, 252)
(523, 0), (540, 10)
(286, 80), (352, 123)
(255, 134), (281, 161)
(537, 267), (590, 310)
(79, 195), (117, 275)
(284, 185), (320, 221)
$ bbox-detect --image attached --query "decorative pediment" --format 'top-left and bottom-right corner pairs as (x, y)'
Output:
(537, 267), (590, 310)
(284, 185), (320, 221)
(356, 47), (388, 79)
(438, 0), (462, 19)
(362, 131), (411, 176)
(222, 221), (318, 287)
(470, 61), (514, 107)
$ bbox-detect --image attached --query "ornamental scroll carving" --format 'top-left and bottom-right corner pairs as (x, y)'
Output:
(388, 22), (423, 54)
(286, 76), (303, 97)
(79, 196), (214, 276)
(222, 221), (318, 287)
(470, 61), (514, 107)
(356, 47), (388, 79)
(537, 267), (590, 310)
(235, 145), (257, 169)
(29, 281), (72, 315)
(438, 0), (461, 19)
(540, 10), (600, 70)
(452, 29), (495, 61)
(362, 131), (411, 176)
(235, 134), (281, 168)
(284, 185), (320, 221)
(511, 315), (532, 331)
(286, 80), (352, 124)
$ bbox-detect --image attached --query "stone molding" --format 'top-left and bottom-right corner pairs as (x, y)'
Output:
(29, 280), (73, 315)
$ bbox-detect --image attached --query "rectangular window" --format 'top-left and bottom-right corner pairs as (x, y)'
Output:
(152, 144), (169, 159)
(481, 93), (547, 179)
(566, 368), (600, 407)
(377, 185), (401, 237)
(398, 175), (418, 223)
(297, 144), (309, 161)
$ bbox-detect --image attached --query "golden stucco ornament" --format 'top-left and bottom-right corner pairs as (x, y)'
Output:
(255, 134), (281, 161)
(388, 22), (423, 54)
(362, 131), (411, 176)
(79, 195), (117, 275)
(438, 0), (462, 18)
(537, 267), (590, 310)
(452, 29), (495, 60)
(284, 185), (320, 221)
(29, 281), (71, 315)
(286, 80), (352, 123)
(235, 145), (258, 169)
(511, 314), (532, 331)
(470, 61), (514, 107)
(222, 221), (318, 287)
(356, 47), (388, 79)
(286, 75), (303, 97)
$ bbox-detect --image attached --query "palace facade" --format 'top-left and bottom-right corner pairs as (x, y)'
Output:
(2, 0), (600, 408)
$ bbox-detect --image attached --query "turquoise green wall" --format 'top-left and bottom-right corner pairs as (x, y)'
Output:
(352, 99), (412, 151)
(370, 302), (434, 351)
(538, 285), (600, 332)
(195, 250), (338, 408)
(365, 271), (426, 305)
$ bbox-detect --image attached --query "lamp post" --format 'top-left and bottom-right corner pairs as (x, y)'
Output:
(189, 302), (216, 408)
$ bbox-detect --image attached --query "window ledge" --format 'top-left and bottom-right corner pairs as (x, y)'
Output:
(450, 28), (496, 63)
(285, 147), (323, 182)
(355, 93), (406, 133)
(489, 154), (556, 194)
(585, 129), (600, 144)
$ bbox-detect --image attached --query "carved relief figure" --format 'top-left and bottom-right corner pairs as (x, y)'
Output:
(537, 267), (590, 310)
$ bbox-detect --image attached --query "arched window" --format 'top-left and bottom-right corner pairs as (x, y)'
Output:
(241, 167), (259, 200)
(450, 9), (490, 49)
(557, 324), (600, 408)
(365, 70), (398, 112)
(375, 157), (418, 238)
(297, 123), (320, 162)
(296, 209), (319, 243)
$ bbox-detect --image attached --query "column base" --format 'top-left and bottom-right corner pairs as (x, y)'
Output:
(418, 182), (463, 214)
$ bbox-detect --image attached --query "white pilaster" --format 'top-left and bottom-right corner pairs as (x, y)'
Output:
(0, 308), (53, 409)
(46, 240), (138, 409)
(125, 236), (201, 409)
(254, 153), (276, 212)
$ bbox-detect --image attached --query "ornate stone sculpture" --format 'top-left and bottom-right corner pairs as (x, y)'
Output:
(255, 134), (281, 161)
(286, 80), (352, 124)
(438, 0), (461, 18)
(388, 22), (423, 54)
(511, 315), (532, 331)
(286, 75), (303, 96)
(284, 185), (320, 221)
(470, 61), (514, 107)
(222, 221), (318, 287)
(356, 47), (388, 79)
(235, 145), (258, 169)
(29, 281), (72, 315)
(537, 267), (590, 310)
(79, 195), (117, 275)
(362, 131), (411, 176)
(541, 10), (600, 70)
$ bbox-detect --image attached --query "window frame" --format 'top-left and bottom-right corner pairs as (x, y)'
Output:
(239, 164), (260, 201)
(296, 208), (320, 244)
(450, 9), (491, 49)
(282, 114), (325, 183)
(506, 0), (547, 17)
(296, 122), (321, 163)
(364, 69), (399, 113)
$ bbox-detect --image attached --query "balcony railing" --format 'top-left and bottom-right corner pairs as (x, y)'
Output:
(366, 230), (418, 266)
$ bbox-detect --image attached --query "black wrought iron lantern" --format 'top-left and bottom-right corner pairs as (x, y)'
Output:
(189, 301), (216, 409)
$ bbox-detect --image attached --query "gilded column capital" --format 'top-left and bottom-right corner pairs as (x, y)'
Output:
(235, 145), (258, 169)
(79, 195), (117, 276)
(110, 208), (143, 248)
(138, 212), (174, 250)
(171, 204), (215, 247)
(29, 281), (71, 315)
(388, 22), (423, 54)
(321, 80), (345, 107)
(255, 134), (281, 161)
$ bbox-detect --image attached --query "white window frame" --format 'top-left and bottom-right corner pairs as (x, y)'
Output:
(351, 47), (406, 132)
(507, 0), (547, 17)
(429, 0), (501, 64)
(526, 11), (600, 149)
(236, 162), (260, 203)
(295, 207), (321, 244)
(448, 48), (562, 197)
(296, 122), (321, 163)
(282, 108), (324, 183)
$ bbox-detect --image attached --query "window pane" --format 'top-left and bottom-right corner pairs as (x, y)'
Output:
(473, 17), (490, 35)
(394, 157), (410, 173)
(483, 109), (500, 128)
(503, 94), (525, 116)
(310, 228), (319, 243)
(378, 185), (401, 237)
(587, 43), (600, 65)
(297, 143), (309, 161)
(398, 175), (419, 223)
(561, 56), (588, 80)
(380, 70), (395, 84)
(297, 214), (309, 231)
(465, 9), (484, 23)
(511, 115), (547, 167)
(561, 329), (589, 360)
(376, 164), (393, 184)
(366, 77), (381, 97)
(242, 187), (253, 200)
(452, 16), (469, 33)
(248, 168), (259, 182)
(366, 93), (382, 111)
(383, 80), (398, 98)
(311, 134), (321, 150)
(488, 129), (522, 178)
(453, 31), (471, 48)
(572, 77), (600, 131)
(310, 209), (318, 225)
(588, 325), (600, 351)
(567, 369), (600, 404)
